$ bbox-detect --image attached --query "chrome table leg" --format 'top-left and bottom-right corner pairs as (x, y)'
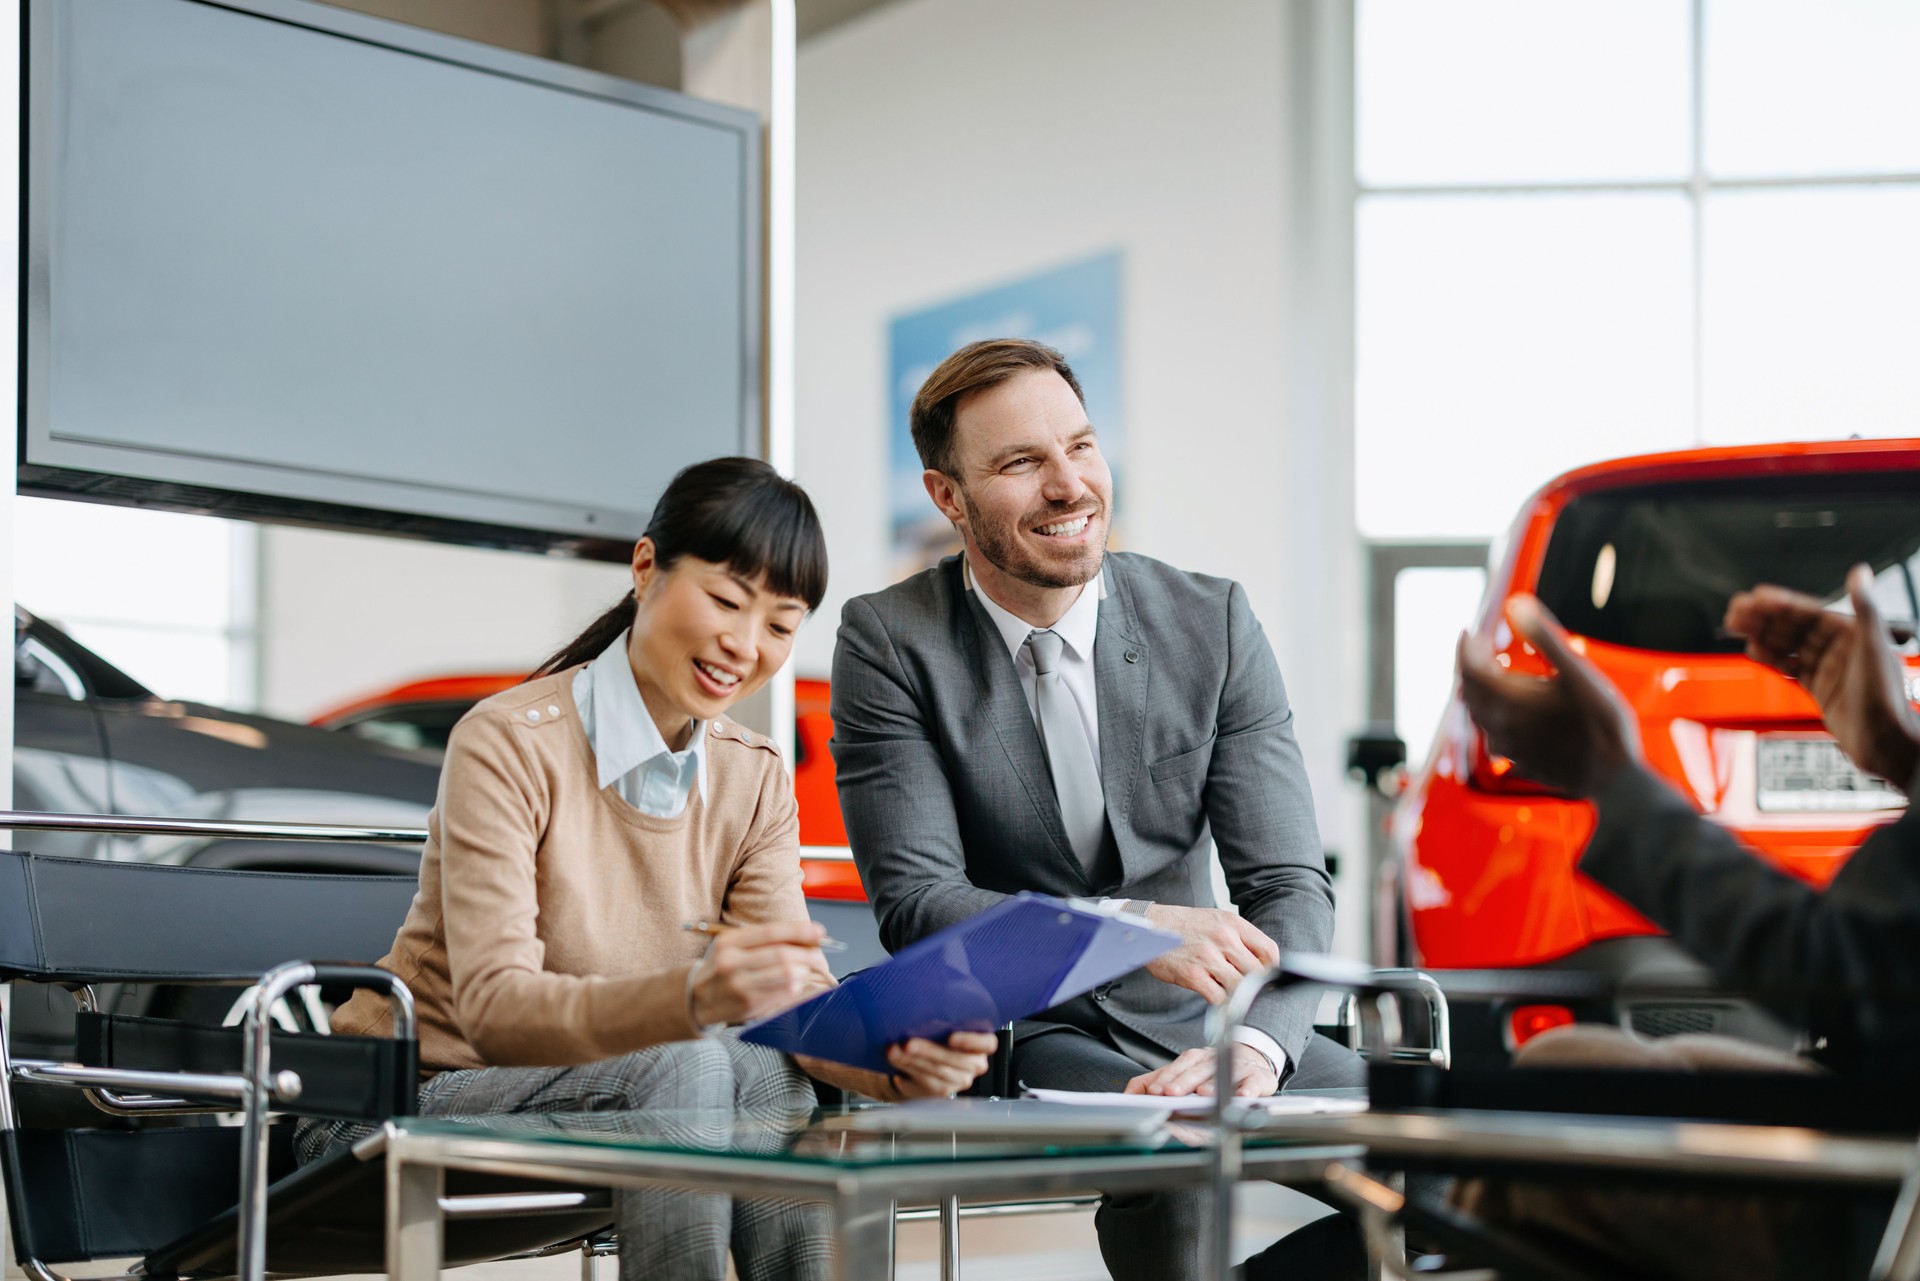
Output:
(386, 1155), (444, 1281)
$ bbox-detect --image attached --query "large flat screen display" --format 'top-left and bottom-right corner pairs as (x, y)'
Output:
(21, 0), (760, 556)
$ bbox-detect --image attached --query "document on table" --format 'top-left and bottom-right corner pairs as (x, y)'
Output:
(740, 894), (1179, 1073)
(1021, 1087), (1369, 1118)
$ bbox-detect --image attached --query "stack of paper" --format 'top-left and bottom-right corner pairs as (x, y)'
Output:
(1021, 1087), (1369, 1118)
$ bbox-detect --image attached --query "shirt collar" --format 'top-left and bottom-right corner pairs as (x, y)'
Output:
(964, 554), (1107, 666)
(587, 630), (708, 800)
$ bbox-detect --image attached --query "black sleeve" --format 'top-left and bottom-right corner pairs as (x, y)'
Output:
(1581, 763), (1920, 1050)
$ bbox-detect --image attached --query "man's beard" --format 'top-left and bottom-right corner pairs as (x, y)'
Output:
(961, 488), (1107, 590)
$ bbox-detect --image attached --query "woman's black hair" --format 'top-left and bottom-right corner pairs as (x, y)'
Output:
(531, 456), (829, 679)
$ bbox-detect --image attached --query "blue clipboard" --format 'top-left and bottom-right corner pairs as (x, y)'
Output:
(739, 894), (1179, 1072)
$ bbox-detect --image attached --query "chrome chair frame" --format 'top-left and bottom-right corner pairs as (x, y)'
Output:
(1209, 954), (1453, 1281)
(1, 810), (426, 1281)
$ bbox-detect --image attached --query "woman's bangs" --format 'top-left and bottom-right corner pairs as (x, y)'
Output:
(697, 489), (828, 611)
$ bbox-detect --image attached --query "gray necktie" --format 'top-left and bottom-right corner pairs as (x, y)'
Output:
(1025, 629), (1107, 874)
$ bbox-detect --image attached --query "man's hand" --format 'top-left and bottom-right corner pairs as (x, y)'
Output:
(1123, 1044), (1279, 1099)
(886, 1031), (1000, 1099)
(687, 921), (834, 1027)
(1725, 564), (1920, 791)
(1141, 904), (1280, 1004)
(1456, 595), (1641, 798)
(794, 1030), (999, 1102)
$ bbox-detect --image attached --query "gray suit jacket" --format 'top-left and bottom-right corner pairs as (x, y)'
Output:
(829, 552), (1333, 1069)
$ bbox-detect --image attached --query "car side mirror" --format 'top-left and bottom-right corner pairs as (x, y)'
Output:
(1346, 725), (1407, 799)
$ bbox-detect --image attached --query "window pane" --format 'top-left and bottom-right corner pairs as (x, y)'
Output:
(1356, 194), (1694, 539)
(1357, 0), (1690, 187)
(15, 497), (238, 629)
(58, 622), (236, 706)
(1395, 567), (1487, 765)
(1705, 0), (1920, 178)
(1701, 186), (1920, 444)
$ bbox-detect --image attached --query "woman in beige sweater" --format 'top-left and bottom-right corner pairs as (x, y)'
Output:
(299, 458), (994, 1281)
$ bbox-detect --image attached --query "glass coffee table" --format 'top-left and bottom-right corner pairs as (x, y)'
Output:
(376, 1103), (1364, 1281)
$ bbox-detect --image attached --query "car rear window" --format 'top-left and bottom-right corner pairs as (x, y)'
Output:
(1535, 471), (1920, 654)
(336, 701), (474, 753)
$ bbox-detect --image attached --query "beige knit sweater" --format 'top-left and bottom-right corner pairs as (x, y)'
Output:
(329, 669), (808, 1073)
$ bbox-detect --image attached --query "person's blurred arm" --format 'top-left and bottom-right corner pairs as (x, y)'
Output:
(1458, 569), (1920, 1036)
(1579, 761), (1920, 1034)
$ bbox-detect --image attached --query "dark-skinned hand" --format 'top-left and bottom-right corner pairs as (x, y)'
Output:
(1723, 563), (1920, 792)
(1456, 595), (1641, 798)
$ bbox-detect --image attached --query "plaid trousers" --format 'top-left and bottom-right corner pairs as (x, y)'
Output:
(295, 1035), (831, 1281)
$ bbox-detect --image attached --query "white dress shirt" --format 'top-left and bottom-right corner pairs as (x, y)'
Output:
(965, 557), (1290, 1081)
(967, 557), (1104, 756)
(572, 629), (708, 818)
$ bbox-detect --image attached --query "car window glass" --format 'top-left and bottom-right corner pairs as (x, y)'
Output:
(344, 720), (436, 752)
(1822, 560), (1920, 645)
(1535, 474), (1920, 654)
(16, 633), (88, 700)
(334, 702), (472, 753)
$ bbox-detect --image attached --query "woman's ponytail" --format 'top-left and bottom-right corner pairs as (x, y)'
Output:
(529, 592), (637, 679)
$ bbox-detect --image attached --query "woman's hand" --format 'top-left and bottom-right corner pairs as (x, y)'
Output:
(885, 1031), (1000, 1100)
(687, 920), (833, 1027)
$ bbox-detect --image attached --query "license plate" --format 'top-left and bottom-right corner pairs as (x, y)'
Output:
(1757, 737), (1907, 813)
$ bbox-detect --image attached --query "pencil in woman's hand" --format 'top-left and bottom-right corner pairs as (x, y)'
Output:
(681, 920), (847, 953)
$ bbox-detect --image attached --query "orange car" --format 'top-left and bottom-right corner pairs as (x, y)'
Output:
(313, 675), (866, 902)
(1390, 439), (1920, 1058)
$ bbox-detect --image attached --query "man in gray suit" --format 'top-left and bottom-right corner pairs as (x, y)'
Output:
(831, 338), (1363, 1279)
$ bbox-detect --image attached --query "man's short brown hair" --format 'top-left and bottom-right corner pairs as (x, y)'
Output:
(909, 339), (1086, 478)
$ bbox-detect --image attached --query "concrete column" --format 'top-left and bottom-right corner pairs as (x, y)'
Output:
(1283, 0), (1364, 959)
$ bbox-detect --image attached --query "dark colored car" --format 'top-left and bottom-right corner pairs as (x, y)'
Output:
(15, 610), (442, 869)
(12, 609), (445, 1057)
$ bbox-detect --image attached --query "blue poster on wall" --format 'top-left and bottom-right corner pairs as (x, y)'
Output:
(887, 250), (1123, 580)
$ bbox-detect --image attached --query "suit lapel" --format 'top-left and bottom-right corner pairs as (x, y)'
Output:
(1095, 561), (1147, 875)
(957, 576), (1084, 883)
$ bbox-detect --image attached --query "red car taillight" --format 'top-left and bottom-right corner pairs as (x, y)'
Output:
(1507, 1004), (1576, 1048)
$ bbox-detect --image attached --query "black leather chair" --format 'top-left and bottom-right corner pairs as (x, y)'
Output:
(0, 848), (615, 1281)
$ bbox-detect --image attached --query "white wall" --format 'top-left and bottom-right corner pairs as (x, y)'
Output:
(320, 0), (543, 52)
(257, 529), (629, 718)
(793, 0), (1367, 954)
